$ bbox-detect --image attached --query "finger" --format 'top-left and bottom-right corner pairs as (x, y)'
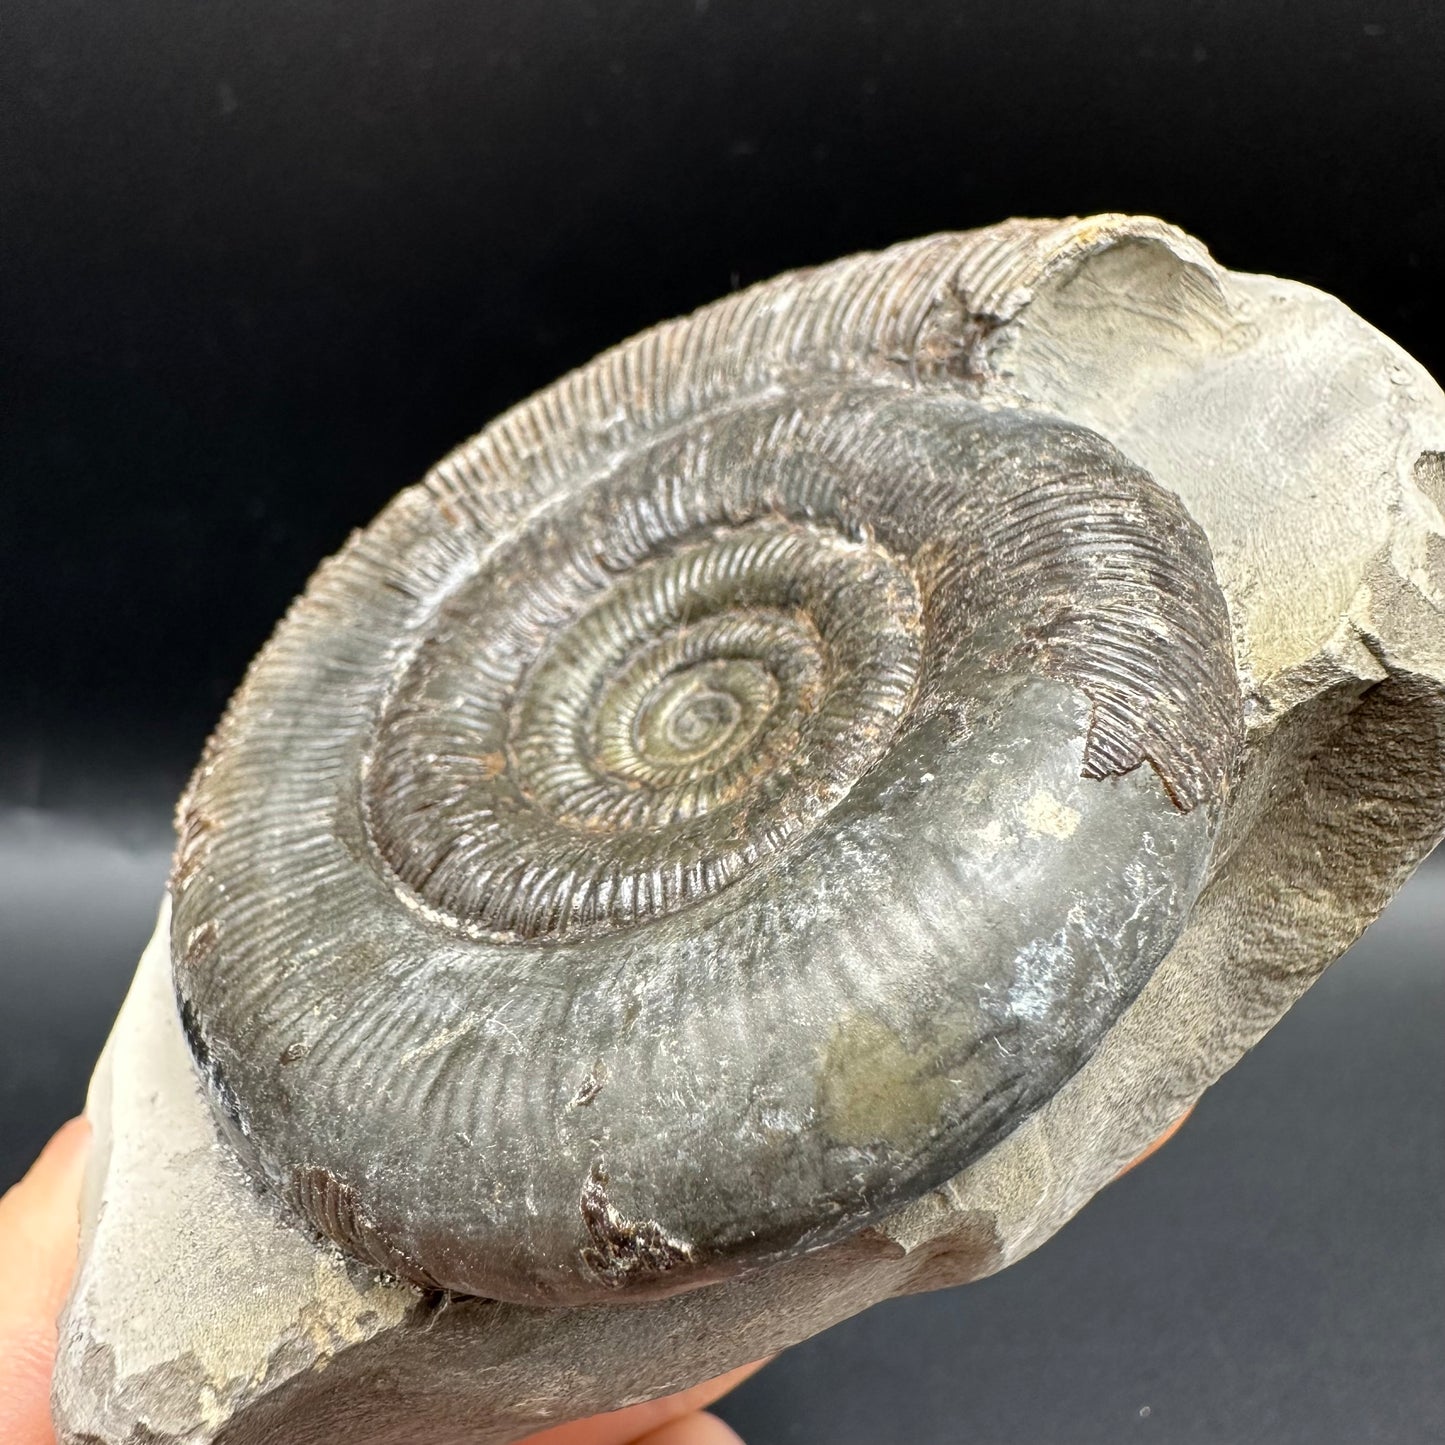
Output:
(0, 1117), (92, 1445)
(631, 1411), (745, 1445)
(520, 1358), (767, 1445)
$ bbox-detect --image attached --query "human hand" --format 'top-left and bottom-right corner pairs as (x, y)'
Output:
(0, 1119), (756, 1445)
(0, 1118), (89, 1445)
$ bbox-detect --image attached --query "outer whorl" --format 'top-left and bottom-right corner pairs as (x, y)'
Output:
(172, 229), (1244, 1306)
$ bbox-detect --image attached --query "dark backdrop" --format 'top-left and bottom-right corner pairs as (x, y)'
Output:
(2, 3), (1442, 1441)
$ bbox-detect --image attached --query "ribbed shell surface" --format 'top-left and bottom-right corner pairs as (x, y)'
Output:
(172, 221), (1243, 1305)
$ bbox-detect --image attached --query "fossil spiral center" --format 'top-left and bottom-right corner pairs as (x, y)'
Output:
(656, 677), (742, 754)
(363, 509), (924, 940)
(627, 659), (777, 773)
(575, 607), (824, 816)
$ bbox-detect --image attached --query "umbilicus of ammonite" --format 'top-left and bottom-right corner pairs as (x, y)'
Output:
(53, 215), (1445, 1445)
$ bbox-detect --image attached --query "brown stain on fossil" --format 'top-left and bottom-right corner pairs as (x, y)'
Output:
(909, 281), (1009, 389)
(568, 1062), (606, 1109)
(290, 1165), (438, 1288)
(170, 804), (219, 898)
(180, 917), (220, 974)
(579, 1164), (694, 1288)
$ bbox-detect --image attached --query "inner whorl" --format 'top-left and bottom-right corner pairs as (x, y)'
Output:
(172, 384), (1241, 1306)
(363, 514), (924, 940)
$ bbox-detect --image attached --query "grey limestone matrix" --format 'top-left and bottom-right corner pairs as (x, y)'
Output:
(52, 215), (1445, 1444)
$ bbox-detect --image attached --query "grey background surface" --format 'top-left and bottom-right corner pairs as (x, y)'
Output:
(3, 1), (1443, 1439)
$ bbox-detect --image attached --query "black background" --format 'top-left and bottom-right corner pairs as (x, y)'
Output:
(2, 2), (1442, 1441)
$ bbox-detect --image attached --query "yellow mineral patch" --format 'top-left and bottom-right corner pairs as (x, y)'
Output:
(1023, 789), (1080, 839)
(817, 1014), (948, 1149)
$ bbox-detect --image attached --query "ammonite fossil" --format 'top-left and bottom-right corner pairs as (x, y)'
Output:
(54, 215), (1445, 1445)
(173, 377), (1242, 1305)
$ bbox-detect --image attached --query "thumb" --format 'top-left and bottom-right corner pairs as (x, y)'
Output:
(0, 1118), (91, 1445)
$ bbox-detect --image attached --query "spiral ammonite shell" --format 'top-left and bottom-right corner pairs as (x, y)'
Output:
(172, 231), (1244, 1305)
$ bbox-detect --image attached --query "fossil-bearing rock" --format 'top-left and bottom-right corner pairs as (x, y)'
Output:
(53, 214), (1445, 1444)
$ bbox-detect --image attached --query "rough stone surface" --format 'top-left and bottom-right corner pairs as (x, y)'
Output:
(52, 214), (1445, 1443)
(54, 910), (985, 1445)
